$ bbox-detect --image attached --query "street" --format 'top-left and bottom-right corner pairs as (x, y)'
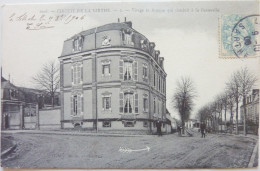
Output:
(1, 132), (258, 169)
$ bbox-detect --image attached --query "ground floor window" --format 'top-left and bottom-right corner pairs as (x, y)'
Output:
(103, 121), (111, 127)
(102, 97), (111, 110)
(71, 93), (83, 116)
(124, 121), (135, 127)
(143, 121), (148, 127)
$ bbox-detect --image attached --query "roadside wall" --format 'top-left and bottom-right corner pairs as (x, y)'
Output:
(39, 107), (61, 129)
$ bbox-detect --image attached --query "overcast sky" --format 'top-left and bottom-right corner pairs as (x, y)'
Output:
(1, 1), (259, 119)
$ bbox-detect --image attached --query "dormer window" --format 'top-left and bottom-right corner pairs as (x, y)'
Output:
(73, 36), (84, 52)
(122, 28), (134, 46)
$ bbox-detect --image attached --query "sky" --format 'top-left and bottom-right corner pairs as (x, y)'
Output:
(1, 1), (259, 120)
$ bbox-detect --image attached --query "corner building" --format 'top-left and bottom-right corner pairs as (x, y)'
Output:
(59, 21), (167, 134)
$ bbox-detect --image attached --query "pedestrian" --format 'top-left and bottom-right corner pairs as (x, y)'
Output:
(156, 119), (162, 136)
(200, 122), (206, 138)
(177, 125), (181, 136)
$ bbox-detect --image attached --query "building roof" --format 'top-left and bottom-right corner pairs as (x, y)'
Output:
(68, 21), (143, 40)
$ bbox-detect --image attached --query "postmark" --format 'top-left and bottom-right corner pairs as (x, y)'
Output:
(220, 14), (260, 58)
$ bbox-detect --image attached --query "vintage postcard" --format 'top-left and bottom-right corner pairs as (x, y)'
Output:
(1, 0), (259, 170)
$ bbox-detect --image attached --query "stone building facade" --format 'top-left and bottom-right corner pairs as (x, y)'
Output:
(240, 89), (259, 134)
(59, 20), (167, 133)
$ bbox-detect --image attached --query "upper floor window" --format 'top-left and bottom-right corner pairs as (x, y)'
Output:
(143, 94), (148, 112)
(154, 70), (156, 87)
(153, 98), (156, 114)
(71, 63), (82, 85)
(124, 61), (132, 81)
(73, 36), (84, 52)
(122, 29), (134, 46)
(102, 64), (110, 76)
(119, 60), (138, 81)
(143, 63), (148, 82)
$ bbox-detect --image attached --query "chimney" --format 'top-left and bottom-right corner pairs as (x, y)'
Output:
(125, 17), (126, 22)
(118, 18), (120, 23)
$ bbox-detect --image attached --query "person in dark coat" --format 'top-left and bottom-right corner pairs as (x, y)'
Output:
(177, 125), (181, 136)
(156, 119), (162, 136)
(200, 122), (206, 138)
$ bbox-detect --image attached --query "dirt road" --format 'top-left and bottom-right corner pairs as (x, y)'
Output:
(1, 132), (258, 169)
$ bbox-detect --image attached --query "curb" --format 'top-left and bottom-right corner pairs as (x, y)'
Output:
(248, 140), (258, 168)
(1, 143), (17, 158)
(2, 130), (144, 137)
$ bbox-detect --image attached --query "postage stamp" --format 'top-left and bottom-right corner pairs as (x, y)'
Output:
(219, 14), (260, 58)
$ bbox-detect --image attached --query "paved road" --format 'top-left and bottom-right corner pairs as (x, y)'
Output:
(1, 132), (258, 169)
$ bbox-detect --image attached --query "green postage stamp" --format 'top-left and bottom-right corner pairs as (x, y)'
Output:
(220, 14), (260, 58)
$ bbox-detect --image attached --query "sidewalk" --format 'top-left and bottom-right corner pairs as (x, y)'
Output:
(1, 129), (145, 137)
(1, 136), (17, 158)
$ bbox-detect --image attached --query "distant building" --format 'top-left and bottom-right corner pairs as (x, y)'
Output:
(185, 119), (200, 129)
(240, 89), (259, 134)
(59, 20), (167, 133)
(1, 76), (60, 129)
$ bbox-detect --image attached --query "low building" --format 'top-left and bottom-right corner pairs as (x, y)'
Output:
(1, 76), (60, 130)
(185, 119), (200, 129)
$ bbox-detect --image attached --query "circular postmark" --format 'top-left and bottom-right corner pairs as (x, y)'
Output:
(231, 15), (260, 58)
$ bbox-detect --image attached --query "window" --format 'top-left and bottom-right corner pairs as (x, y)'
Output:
(124, 93), (133, 113)
(143, 94), (148, 112)
(143, 64), (148, 81)
(124, 61), (133, 81)
(102, 97), (111, 110)
(73, 36), (84, 52)
(120, 92), (138, 114)
(143, 121), (148, 127)
(103, 121), (111, 127)
(122, 29), (134, 46)
(72, 63), (82, 85)
(159, 76), (161, 91)
(71, 94), (83, 116)
(102, 64), (110, 76)
(153, 98), (156, 114)
(124, 121), (134, 127)
(154, 71), (156, 87)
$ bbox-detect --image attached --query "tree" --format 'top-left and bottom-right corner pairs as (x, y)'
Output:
(226, 71), (241, 134)
(32, 60), (60, 107)
(237, 67), (257, 136)
(226, 67), (257, 135)
(172, 77), (196, 134)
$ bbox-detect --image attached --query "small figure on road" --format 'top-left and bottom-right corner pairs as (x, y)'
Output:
(200, 122), (206, 138)
(156, 119), (162, 136)
(177, 125), (181, 136)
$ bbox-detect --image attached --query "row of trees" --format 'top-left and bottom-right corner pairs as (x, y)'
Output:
(196, 67), (257, 135)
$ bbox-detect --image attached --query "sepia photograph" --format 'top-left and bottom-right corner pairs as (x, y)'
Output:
(0, 0), (259, 169)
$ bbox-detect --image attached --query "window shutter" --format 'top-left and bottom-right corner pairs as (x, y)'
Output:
(119, 92), (124, 113)
(134, 61), (138, 81)
(119, 60), (124, 80)
(81, 96), (84, 113)
(81, 65), (83, 82)
(71, 96), (73, 116)
(71, 67), (74, 84)
(135, 93), (138, 113)
(122, 31), (125, 41)
(102, 97), (104, 109)
(109, 97), (111, 109)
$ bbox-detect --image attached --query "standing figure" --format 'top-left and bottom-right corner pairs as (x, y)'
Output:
(200, 122), (206, 138)
(156, 119), (162, 136)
